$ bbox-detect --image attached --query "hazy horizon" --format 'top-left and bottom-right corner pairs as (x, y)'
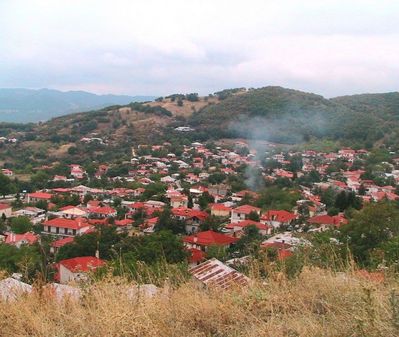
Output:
(1, 0), (399, 97)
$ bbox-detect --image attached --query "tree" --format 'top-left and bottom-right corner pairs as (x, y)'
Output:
(155, 207), (186, 234)
(0, 243), (41, 280)
(0, 173), (16, 197)
(57, 225), (124, 261)
(233, 225), (262, 257)
(198, 192), (214, 210)
(340, 202), (399, 266)
(200, 215), (224, 232)
(187, 195), (193, 209)
(118, 230), (188, 265)
(10, 216), (33, 234)
(248, 211), (260, 222)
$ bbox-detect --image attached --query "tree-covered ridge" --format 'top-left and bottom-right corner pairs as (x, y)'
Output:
(332, 92), (399, 120)
(190, 86), (385, 146)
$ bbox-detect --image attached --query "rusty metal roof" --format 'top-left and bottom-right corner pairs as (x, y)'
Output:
(189, 258), (249, 290)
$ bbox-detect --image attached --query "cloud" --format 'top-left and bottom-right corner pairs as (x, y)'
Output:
(0, 0), (398, 96)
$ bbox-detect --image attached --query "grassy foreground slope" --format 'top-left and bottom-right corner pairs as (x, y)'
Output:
(1, 267), (398, 337)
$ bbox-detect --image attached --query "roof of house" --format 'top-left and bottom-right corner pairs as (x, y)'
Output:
(44, 217), (90, 230)
(225, 220), (271, 231)
(308, 214), (347, 226)
(5, 232), (39, 245)
(232, 205), (261, 215)
(183, 230), (238, 246)
(210, 203), (232, 212)
(261, 210), (297, 223)
(114, 219), (133, 227)
(188, 248), (206, 264)
(0, 203), (11, 210)
(51, 237), (74, 248)
(89, 206), (117, 215)
(59, 256), (105, 273)
(171, 207), (208, 221)
(28, 192), (52, 200)
(189, 258), (249, 290)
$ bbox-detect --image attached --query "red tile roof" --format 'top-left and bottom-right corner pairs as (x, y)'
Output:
(188, 248), (206, 263)
(171, 207), (208, 221)
(44, 217), (90, 230)
(261, 210), (297, 223)
(28, 192), (52, 200)
(5, 232), (38, 245)
(210, 203), (232, 212)
(51, 237), (74, 248)
(90, 206), (117, 215)
(232, 205), (261, 215)
(59, 256), (105, 273)
(184, 230), (238, 246)
(225, 220), (271, 231)
(0, 203), (11, 210)
(308, 214), (347, 226)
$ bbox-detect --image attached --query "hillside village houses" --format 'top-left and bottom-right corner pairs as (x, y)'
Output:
(2, 137), (399, 287)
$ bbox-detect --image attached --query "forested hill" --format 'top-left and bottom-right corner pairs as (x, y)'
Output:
(0, 88), (155, 123)
(332, 92), (399, 120)
(190, 86), (390, 146)
(2, 86), (399, 155)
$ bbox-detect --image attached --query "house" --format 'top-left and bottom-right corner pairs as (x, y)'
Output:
(225, 220), (272, 237)
(261, 232), (311, 249)
(308, 214), (348, 231)
(210, 203), (231, 217)
(187, 248), (206, 268)
(50, 237), (74, 254)
(171, 207), (208, 234)
(53, 175), (68, 182)
(170, 195), (188, 208)
(230, 205), (261, 223)
(13, 207), (46, 222)
(189, 258), (249, 289)
(70, 165), (86, 179)
(57, 256), (105, 284)
(114, 219), (133, 232)
(59, 206), (88, 219)
(132, 188), (145, 197)
(0, 203), (12, 218)
(43, 217), (92, 237)
(27, 192), (52, 204)
(5, 232), (39, 248)
(261, 210), (298, 229)
(1, 168), (13, 177)
(89, 206), (117, 218)
(183, 230), (238, 252)
(208, 184), (229, 197)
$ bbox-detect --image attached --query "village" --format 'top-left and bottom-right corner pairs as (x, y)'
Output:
(0, 139), (398, 293)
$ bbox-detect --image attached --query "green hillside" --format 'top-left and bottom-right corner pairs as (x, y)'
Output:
(190, 87), (384, 146)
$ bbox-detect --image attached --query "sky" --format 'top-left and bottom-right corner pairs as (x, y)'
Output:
(0, 0), (398, 97)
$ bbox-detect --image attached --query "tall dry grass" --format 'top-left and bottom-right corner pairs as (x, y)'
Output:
(1, 265), (399, 337)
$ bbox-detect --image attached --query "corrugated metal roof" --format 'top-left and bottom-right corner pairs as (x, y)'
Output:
(189, 258), (249, 290)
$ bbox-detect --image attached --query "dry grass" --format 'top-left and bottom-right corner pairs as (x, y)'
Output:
(146, 97), (219, 117)
(1, 267), (399, 337)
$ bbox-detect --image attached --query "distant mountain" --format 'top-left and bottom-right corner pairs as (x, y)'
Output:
(0, 88), (155, 123)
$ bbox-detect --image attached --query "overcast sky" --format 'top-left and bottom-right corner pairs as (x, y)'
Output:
(0, 0), (398, 97)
